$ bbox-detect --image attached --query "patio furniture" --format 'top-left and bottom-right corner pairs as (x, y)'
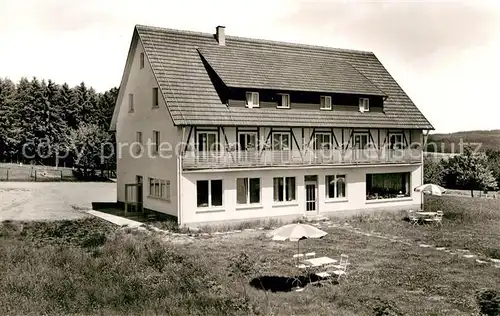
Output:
(407, 210), (419, 226)
(268, 223), (328, 258)
(305, 252), (316, 259)
(332, 254), (349, 270)
(432, 211), (444, 226)
(302, 256), (337, 268)
(293, 253), (305, 260)
(314, 256), (349, 284)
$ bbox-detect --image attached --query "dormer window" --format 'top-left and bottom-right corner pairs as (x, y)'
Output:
(359, 98), (369, 112)
(277, 94), (290, 108)
(320, 96), (332, 110)
(246, 92), (259, 108)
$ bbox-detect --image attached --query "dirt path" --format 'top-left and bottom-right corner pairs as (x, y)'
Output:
(0, 182), (116, 221)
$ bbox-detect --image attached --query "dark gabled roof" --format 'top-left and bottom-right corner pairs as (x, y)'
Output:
(197, 47), (386, 96)
(134, 24), (433, 129)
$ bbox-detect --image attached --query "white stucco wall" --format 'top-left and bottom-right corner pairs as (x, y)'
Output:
(115, 39), (181, 217)
(179, 164), (422, 225)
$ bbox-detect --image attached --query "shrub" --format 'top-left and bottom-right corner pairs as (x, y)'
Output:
(372, 298), (403, 316)
(476, 289), (500, 316)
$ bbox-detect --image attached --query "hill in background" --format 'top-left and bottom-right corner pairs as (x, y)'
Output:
(427, 130), (500, 153)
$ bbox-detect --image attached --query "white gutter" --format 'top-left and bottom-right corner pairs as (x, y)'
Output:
(177, 126), (186, 226)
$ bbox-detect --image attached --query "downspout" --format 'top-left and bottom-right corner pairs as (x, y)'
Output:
(177, 126), (186, 226)
(421, 129), (430, 210)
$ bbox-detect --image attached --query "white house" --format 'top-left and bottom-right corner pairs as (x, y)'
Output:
(110, 25), (434, 226)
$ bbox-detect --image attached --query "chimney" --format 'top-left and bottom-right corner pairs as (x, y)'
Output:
(216, 25), (225, 46)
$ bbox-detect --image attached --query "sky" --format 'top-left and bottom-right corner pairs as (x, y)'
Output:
(0, 0), (499, 133)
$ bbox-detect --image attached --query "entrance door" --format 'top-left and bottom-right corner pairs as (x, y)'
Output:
(136, 175), (143, 212)
(305, 182), (317, 212)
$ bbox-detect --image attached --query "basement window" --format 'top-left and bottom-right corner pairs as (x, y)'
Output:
(320, 96), (332, 110)
(277, 94), (290, 108)
(245, 92), (259, 108)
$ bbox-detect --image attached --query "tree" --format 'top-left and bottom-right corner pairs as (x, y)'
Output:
(68, 123), (113, 178)
(444, 147), (498, 196)
(486, 149), (500, 185)
(0, 78), (16, 160)
(423, 156), (445, 185)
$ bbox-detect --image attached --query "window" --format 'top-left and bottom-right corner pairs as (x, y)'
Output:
(352, 133), (370, 150)
(245, 92), (259, 108)
(128, 93), (134, 112)
(197, 131), (218, 151)
(149, 178), (170, 200)
(153, 131), (160, 154)
(326, 175), (346, 199)
(152, 87), (159, 108)
(366, 172), (410, 200)
(135, 131), (142, 154)
(140, 52), (145, 69)
(197, 180), (223, 208)
(272, 132), (290, 150)
(237, 178), (261, 204)
(238, 132), (257, 150)
(273, 177), (296, 202)
(359, 98), (369, 112)
(277, 94), (290, 108)
(314, 132), (332, 150)
(389, 133), (404, 150)
(320, 96), (332, 110)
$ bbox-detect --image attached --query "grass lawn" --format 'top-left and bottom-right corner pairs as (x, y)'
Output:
(343, 195), (500, 260)
(1, 196), (500, 315)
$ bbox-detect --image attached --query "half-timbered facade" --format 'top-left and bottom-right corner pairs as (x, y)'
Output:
(110, 25), (433, 226)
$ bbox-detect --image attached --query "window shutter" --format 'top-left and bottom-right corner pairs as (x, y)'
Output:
(253, 93), (259, 106)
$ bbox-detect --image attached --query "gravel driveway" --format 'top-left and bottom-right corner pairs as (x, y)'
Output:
(0, 182), (116, 221)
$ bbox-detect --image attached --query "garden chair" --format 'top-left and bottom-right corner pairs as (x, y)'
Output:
(332, 254), (349, 270)
(407, 210), (419, 226)
(432, 211), (443, 226)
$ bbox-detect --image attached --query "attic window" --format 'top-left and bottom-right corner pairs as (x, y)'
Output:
(246, 92), (259, 108)
(277, 94), (290, 109)
(152, 88), (159, 108)
(140, 52), (144, 69)
(359, 98), (369, 112)
(320, 96), (332, 110)
(128, 93), (134, 112)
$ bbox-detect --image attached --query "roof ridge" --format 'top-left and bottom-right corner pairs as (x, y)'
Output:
(134, 24), (373, 55)
(226, 35), (373, 56)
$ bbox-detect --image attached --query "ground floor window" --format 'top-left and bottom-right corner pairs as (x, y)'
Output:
(273, 177), (296, 202)
(149, 178), (170, 201)
(366, 172), (410, 200)
(325, 175), (346, 199)
(197, 180), (223, 208)
(237, 178), (261, 204)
